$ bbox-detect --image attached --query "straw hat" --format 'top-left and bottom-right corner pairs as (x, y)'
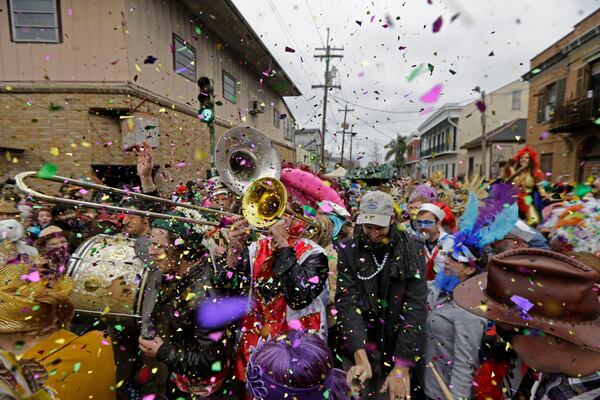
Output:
(0, 263), (74, 334)
(0, 200), (19, 215)
(34, 226), (71, 249)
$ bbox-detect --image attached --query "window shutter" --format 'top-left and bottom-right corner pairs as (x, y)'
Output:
(556, 78), (566, 106)
(536, 94), (545, 123)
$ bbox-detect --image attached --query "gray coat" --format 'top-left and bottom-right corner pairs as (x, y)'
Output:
(425, 283), (487, 400)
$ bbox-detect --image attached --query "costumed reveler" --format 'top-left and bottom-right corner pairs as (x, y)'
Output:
(220, 166), (339, 399)
(501, 146), (549, 226)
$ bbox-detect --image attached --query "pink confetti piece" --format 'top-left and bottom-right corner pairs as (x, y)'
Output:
(288, 319), (302, 330)
(420, 84), (443, 104)
(175, 162), (186, 168)
(67, 8), (73, 16)
(319, 201), (334, 213)
(432, 16), (443, 33)
(44, 54), (51, 62)
(101, 339), (110, 346)
(208, 331), (224, 341)
(370, 15), (375, 23)
(308, 276), (320, 284)
(142, 395), (156, 400)
(21, 271), (40, 282)
(79, 189), (88, 195)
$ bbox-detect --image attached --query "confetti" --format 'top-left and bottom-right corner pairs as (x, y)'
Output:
(288, 319), (302, 330)
(432, 16), (443, 33)
(50, 147), (60, 156)
(197, 296), (253, 329)
(540, 131), (549, 140)
(37, 163), (58, 179)
(420, 84), (443, 104)
(476, 100), (486, 112)
(21, 271), (40, 282)
(407, 64), (426, 82)
(284, 46), (295, 53)
(144, 55), (158, 64)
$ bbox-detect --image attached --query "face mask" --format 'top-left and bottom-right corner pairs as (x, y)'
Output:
(433, 269), (461, 293)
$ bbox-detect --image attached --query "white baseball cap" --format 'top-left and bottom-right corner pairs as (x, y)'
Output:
(356, 191), (394, 227)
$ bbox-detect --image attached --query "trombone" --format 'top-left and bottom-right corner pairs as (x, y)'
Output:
(15, 127), (320, 235)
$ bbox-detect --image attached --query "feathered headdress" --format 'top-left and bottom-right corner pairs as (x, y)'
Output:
(452, 183), (519, 262)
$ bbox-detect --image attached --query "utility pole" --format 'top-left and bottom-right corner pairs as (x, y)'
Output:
(312, 28), (343, 173)
(338, 104), (354, 167)
(480, 90), (487, 178)
(348, 131), (358, 171)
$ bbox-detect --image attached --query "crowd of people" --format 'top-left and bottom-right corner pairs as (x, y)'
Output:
(0, 142), (599, 400)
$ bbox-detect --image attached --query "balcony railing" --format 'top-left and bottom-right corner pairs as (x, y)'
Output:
(420, 143), (456, 157)
(550, 95), (600, 132)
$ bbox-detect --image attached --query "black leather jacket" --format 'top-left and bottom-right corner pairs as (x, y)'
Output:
(216, 243), (329, 310)
(153, 259), (235, 379)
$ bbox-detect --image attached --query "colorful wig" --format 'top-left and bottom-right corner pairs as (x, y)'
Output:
(247, 330), (353, 400)
(408, 184), (437, 204)
(513, 146), (544, 181)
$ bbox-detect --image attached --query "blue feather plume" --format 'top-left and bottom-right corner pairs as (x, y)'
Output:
(458, 192), (479, 232)
(473, 203), (519, 247)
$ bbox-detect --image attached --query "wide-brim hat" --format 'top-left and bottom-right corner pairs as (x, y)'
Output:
(454, 248), (600, 351)
(0, 201), (19, 215)
(34, 225), (71, 248)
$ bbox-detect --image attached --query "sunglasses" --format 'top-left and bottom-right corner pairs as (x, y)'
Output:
(415, 219), (436, 228)
(495, 324), (545, 343)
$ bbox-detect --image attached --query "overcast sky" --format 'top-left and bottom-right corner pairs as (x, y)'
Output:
(231, 0), (599, 164)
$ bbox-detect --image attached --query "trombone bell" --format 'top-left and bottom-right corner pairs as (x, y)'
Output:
(242, 177), (288, 228)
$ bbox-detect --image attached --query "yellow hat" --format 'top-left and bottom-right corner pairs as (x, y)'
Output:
(0, 263), (74, 334)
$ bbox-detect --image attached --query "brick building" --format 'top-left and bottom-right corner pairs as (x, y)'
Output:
(0, 0), (300, 192)
(523, 7), (600, 181)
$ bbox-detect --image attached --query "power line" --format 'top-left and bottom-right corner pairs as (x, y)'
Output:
(304, 0), (325, 46)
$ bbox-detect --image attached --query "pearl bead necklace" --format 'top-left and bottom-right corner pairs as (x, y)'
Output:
(357, 253), (389, 281)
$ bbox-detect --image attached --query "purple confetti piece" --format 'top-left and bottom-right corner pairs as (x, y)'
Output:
(197, 296), (253, 329)
(356, 20), (362, 26)
(284, 46), (295, 53)
(540, 131), (549, 141)
(144, 55), (158, 64)
(476, 100), (486, 112)
(510, 295), (534, 312)
(432, 16), (443, 33)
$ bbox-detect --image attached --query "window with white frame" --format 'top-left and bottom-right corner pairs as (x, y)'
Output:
(9, 0), (61, 43)
(173, 34), (196, 81)
(511, 90), (522, 110)
(222, 71), (237, 104)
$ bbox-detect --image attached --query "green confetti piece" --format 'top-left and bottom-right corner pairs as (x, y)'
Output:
(49, 369), (57, 376)
(323, 389), (331, 399)
(531, 68), (542, 74)
(594, 117), (600, 125)
(73, 362), (81, 372)
(195, 26), (202, 35)
(407, 64), (426, 82)
(211, 361), (222, 372)
(114, 324), (123, 332)
(37, 163), (57, 179)
(427, 63), (435, 75)
(575, 184), (592, 197)
(524, 195), (533, 205)
(49, 103), (64, 111)
(335, 353), (343, 363)
(32, 305), (40, 311)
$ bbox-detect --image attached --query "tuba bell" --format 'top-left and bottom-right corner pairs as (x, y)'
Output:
(215, 127), (281, 196)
